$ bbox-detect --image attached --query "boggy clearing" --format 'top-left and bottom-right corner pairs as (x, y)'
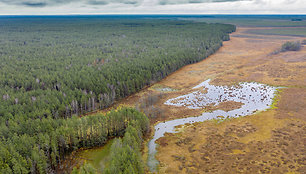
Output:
(102, 27), (306, 173)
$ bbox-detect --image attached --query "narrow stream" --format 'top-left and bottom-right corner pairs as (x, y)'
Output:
(147, 79), (278, 172)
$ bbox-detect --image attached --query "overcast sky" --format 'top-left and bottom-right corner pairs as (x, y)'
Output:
(0, 0), (305, 15)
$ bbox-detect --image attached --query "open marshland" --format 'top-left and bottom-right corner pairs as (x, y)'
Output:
(108, 24), (306, 173)
(1, 15), (305, 174)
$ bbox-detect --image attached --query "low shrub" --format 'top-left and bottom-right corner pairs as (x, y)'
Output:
(281, 41), (301, 52)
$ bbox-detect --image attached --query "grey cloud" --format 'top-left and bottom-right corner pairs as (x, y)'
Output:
(0, 0), (75, 7)
(159, 0), (248, 5)
(0, 0), (143, 7)
(88, 0), (142, 5)
(21, 2), (47, 7)
(253, 0), (266, 4)
(122, 0), (141, 5)
(87, 0), (109, 5)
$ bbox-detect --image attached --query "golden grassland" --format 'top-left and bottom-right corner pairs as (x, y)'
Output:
(155, 28), (306, 174)
(95, 27), (306, 173)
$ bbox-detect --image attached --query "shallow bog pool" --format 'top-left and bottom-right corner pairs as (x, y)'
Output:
(148, 79), (278, 172)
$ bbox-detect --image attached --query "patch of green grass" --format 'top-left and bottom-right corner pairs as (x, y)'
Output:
(211, 116), (233, 124)
(77, 139), (115, 172)
(270, 88), (283, 110)
(152, 84), (178, 92)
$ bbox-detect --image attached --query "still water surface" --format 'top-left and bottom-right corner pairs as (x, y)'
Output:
(147, 79), (278, 172)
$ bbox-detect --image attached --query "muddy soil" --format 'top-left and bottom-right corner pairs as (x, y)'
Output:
(97, 27), (306, 173)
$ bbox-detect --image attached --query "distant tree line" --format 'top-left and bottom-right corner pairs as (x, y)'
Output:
(0, 108), (149, 173)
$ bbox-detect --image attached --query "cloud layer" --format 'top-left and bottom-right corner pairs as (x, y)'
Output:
(0, 0), (253, 7)
(159, 0), (247, 5)
(0, 0), (305, 14)
(0, 0), (144, 7)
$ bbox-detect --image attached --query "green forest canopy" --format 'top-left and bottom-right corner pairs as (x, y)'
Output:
(0, 17), (235, 173)
(0, 17), (235, 121)
(0, 107), (149, 173)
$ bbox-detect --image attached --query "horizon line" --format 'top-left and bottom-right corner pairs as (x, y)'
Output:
(1, 13), (306, 16)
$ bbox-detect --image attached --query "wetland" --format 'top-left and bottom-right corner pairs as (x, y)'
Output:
(108, 24), (306, 173)
(148, 79), (278, 172)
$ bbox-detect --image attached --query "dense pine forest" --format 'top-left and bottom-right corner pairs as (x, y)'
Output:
(0, 16), (235, 173)
(72, 119), (147, 174)
(0, 17), (235, 121)
(0, 107), (149, 173)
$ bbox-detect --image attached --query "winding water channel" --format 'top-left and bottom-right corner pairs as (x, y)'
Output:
(147, 79), (278, 172)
